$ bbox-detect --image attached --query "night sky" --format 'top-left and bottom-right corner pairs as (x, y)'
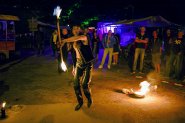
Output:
(0, 0), (185, 25)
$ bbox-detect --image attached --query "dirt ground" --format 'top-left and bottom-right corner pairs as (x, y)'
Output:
(0, 53), (185, 123)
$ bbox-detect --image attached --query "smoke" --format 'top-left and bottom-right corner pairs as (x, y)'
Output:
(146, 72), (161, 85)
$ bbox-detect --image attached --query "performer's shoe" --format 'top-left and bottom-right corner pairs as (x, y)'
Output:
(75, 103), (83, 111)
(87, 98), (93, 108)
(107, 65), (111, 69)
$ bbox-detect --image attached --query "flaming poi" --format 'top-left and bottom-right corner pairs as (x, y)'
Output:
(2, 102), (6, 108)
(61, 60), (67, 72)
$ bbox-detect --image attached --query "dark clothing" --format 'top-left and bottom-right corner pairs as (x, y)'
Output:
(73, 39), (93, 105)
(92, 37), (100, 55)
(163, 36), (173, 55)
(35, 31), (44, 55)
(163, 36), (173, 76)
(149, 38), (162, 54)
(76, 41), (94, 63)
(169, 52), (184, 80)
(74, 59), (92, 104)
(68, 45), (77, 67)
(168, 37), (185, 80)
(86, 33), (92, 47)
(61, 34), (69, 64)
(135, 33), (148, 49)
(50, 33), (58, 56)
(171, 38), (184, 54)
(113, 34), (120, 53)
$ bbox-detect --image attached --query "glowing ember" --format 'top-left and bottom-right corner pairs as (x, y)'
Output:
(2, 102), (6, 108)
(61, 60), (67, 72)
(134, 81), (150, 97)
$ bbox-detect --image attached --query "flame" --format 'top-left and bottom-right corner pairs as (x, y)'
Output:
(134, 81), (150, 96)
(2, 102), (6, 108)
(61, 60), (67, 72)
(53, 6), (62, 19)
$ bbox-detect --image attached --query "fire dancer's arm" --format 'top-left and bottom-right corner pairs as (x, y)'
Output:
(62, 35), (87, 43)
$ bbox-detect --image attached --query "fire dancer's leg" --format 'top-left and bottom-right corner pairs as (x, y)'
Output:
(82, 63), (93, 108)
(74, 65), (84, 111)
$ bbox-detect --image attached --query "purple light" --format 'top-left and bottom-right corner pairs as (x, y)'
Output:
(97, 22), (136, 46)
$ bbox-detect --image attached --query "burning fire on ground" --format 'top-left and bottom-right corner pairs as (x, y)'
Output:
(122, 81), (157, 98)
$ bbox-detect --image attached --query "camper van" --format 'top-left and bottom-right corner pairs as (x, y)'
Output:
(0, 14), (19, 60)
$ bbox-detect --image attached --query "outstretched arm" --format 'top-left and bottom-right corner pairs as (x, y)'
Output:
(62, 35), (87, 43)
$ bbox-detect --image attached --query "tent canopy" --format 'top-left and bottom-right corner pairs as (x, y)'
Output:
(0, 15), (20, 21)
(111, 16), (180, 27)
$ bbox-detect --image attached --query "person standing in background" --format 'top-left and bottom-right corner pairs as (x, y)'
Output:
(61, 28), (70, 65)
(163, 29), (173, 76)
(98, 30), (116, 69)
(132, 27), (148, 74)
(112, 32), (120, 65)
(35, 26), (44, 55)
(50, 30), (58, 57)
(149, 30), (162, 73)
(169, 30), (184, 81)
(92, 31), (100, 61)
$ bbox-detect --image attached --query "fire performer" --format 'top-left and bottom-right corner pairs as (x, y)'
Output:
(62, 25), (94, 111)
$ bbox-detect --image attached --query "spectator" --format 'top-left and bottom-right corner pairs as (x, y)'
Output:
(50, 30), (58, 57)
(149, 30), (162, 73)
(61, 28), (70, 65)
(163, 29), (173, 76)
(92, 31), (100, 61)
(98, 30), (116, 69)
(169, 30), (185, 81)
(132, 27), (148, 74)
(112, 32), (120, 65)
(35, 26), (44, 55)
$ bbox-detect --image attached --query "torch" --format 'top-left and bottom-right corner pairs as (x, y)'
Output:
(53, 6), (67, 72)
(1, 102), (6, 118)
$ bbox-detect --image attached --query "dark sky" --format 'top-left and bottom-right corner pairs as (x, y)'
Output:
(0, 0), (185, 25)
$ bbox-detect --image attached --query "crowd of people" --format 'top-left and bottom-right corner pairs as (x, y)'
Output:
(50, 26), (185, 82)
(130, 27), (185, 81)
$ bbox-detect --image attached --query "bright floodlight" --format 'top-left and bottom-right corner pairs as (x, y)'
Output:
(53, 6), (62, 19)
